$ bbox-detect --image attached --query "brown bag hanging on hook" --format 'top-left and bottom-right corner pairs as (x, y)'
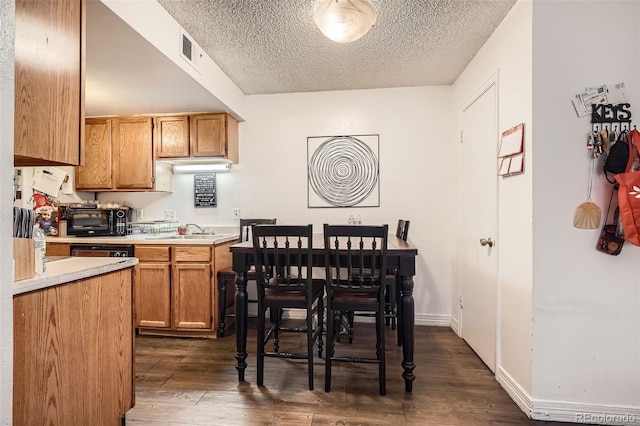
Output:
(614, 129), (640, 246)
(596, 188), (624, 256)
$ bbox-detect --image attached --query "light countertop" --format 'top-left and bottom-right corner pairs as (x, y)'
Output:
(47, 233), (240, 245)
(13, 257), (139, 296)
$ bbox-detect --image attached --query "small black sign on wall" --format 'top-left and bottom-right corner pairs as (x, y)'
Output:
(194, 173), (216, 207)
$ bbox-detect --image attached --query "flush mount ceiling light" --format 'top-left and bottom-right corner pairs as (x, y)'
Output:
(314, 0), (377, 43)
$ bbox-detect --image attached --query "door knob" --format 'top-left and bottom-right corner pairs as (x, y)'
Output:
(479, 238), (493, 247)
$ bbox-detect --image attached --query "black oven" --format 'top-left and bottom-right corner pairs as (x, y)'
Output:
(66, 207), (130, 237)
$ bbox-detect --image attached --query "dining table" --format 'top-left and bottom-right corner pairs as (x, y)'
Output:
(229, 233), (419, 392)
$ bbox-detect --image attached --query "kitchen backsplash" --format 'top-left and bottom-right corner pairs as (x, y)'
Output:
(97, 171), (244, 227)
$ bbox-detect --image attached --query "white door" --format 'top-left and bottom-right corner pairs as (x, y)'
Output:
(459, 78), (498, 372)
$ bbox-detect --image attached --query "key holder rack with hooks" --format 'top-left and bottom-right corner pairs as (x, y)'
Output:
(591, 103), (633, 133)
(587, 103), (634, 159)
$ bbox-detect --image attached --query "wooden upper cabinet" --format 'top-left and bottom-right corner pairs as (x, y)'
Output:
(114, 117), (154, 190)
(14, 0), (85, 166)
(155, 116), (190, 158)
(76, 118), (113, 190)
(190, 113), (239, 162)
(77, 116), (164, 191)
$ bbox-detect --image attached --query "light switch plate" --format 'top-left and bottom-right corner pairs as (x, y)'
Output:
(232, 208), (240, 220)
(165, 210), (176, 220)
(136, 209), (143, 220)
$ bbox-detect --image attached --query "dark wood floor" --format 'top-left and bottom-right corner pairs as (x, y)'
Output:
(126, 322), (572, 425)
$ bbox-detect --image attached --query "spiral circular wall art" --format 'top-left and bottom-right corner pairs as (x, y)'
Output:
(308, 135), (379, 207)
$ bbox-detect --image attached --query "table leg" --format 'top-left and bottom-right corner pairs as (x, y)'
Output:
(234, 270), (248, 381)
(399, 274), (415, 392)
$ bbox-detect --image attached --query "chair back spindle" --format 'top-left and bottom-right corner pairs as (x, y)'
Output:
(324, 225), (388, 298)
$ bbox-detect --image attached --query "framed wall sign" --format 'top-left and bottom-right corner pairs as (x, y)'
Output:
(194, 173), (216, 207)
(498, 123), (525, 177)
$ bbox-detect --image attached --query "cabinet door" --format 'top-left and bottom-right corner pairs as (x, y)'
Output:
(114, 117), (154, 189)
(190, 114), (226, 157)
(172, 263), (212, 330)
(45, 243), (70, 257)
(14, 0), (84, 166)
(156, 116), (190, 158)
(76, 118), (113, 190)
(134, 263), (171, 328)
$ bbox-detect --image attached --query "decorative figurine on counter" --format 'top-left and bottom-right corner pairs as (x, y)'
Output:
(35, 205), (57, 235)
(32, 192), (59, 236)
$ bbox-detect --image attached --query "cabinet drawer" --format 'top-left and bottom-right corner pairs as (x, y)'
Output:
(46, 242), (71, 257)
(174, 246), (211, 262)
(135, 245), (170, 262)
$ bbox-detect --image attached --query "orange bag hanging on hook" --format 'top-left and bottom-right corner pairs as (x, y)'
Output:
(615, 129), (640, 246)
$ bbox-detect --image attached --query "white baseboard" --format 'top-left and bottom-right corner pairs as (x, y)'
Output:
(415, 313), (450, 326)
(496, 366), (533, 417)
(496, 366), (640, 425)
(282, 310), (450, 327)
(450, 316), (459, 335)
(531, 399), (640, 425)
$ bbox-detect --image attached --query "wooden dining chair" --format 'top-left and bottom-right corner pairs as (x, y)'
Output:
(323, 223), (389, 395)
(216, 218), (276, 337)
(344, 219), (409, 346)
(252, 224), (325, 390)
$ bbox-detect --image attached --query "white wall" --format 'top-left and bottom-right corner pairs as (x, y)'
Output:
(531, 0), (640, 418)
(0, 0), (14, 423)
(242, 87), (456, 319)
(453, 0), (534, 399)
(102, 86), (457, 319)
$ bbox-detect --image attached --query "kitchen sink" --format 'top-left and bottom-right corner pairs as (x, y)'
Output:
(143, 233), (232, 240)
(180, 233), (233, 239)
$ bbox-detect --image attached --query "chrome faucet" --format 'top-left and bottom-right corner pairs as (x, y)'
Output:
(185, 223), (205, 234)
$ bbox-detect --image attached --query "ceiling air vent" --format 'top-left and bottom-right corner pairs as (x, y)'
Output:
(182, 34), (192, 61)
(179, 29), (201, 73)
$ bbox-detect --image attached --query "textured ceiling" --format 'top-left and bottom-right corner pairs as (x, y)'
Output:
(156, 0), (518, 95)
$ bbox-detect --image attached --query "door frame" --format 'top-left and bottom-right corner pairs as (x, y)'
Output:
(457, 71), (500, 371)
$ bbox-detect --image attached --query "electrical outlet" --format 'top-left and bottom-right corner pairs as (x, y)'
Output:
(136, 209), (143, 220)
(165, 209), (176, 220)
(232, 208), (240, 220)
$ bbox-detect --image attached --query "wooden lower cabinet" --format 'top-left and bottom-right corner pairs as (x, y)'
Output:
(13, 267), (134, 425)
(134, 242), (235, 338)
(172, 263), (212, 329)
(45, 242), (71, 256)
(135, 262), (171, 328)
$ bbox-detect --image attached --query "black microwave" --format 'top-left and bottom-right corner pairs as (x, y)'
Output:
(66, 207), (130, 237)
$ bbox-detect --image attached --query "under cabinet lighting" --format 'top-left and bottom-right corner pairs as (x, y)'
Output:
(173, 163), (231, 173)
